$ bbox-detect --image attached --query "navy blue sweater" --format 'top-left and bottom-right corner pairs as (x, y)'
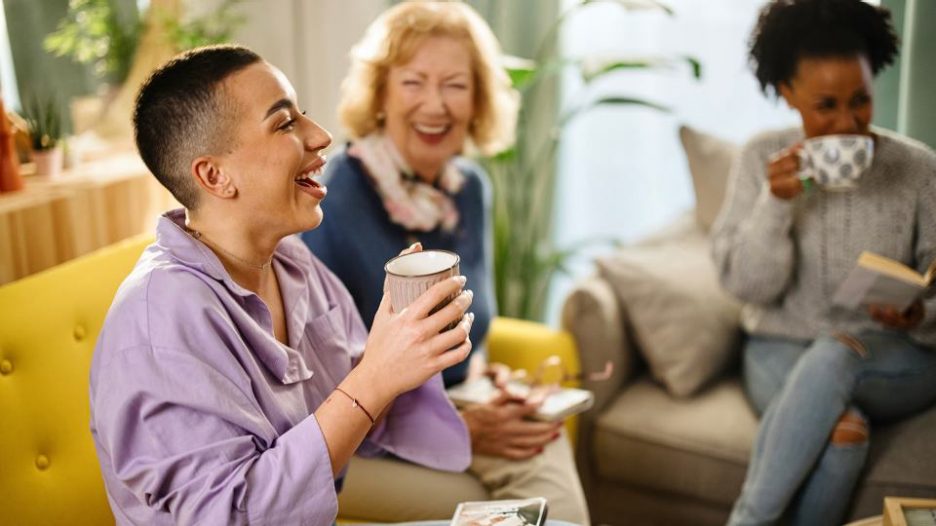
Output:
(301, 149), (495, 387)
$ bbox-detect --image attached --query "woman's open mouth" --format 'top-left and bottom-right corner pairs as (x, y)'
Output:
(413, 122), (451, 145)
(295, 160), (327, 199)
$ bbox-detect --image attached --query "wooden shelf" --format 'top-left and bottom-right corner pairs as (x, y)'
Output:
(0, 152), (177, 286)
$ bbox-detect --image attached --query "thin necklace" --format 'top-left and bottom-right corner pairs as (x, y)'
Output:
(188, 229), (273, 271)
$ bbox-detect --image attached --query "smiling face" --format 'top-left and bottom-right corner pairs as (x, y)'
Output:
(382, 36), (475, 182)
(779, 54), (874, 139)
(216, 62), (332, 236)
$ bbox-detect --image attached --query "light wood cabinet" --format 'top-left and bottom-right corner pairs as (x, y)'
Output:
(0, 153), (176, 285)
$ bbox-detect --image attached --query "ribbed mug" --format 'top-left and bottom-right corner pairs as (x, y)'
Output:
(385, 250), (461, 330)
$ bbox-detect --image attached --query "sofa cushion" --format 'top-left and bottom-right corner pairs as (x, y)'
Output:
(849, 406), (936, 519)
(680, 125), (739, 231)
(590, 376), (758, 507)
(597, 232), (742, 397)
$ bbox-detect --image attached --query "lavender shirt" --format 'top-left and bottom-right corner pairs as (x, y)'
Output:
(90, 209), (470, 525)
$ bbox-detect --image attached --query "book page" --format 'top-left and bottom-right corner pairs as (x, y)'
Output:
(858, 251), (926, 286)
(833, 263), (923, 311)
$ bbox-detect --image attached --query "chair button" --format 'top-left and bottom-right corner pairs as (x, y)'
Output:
(35, 455), (50, 471)
(0, 359), (12, 375)
(73, 325), (87, 342)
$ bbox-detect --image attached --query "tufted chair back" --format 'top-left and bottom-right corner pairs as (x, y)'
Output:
(0, 235), (152, 525)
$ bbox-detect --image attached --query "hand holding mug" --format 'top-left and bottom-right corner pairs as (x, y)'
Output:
(768, 135), (875, 200)
(359, 247), (474, 399)
(767, 144), (807, 200)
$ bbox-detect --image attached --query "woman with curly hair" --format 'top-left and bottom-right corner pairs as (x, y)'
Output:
(712, 0), (936, 524)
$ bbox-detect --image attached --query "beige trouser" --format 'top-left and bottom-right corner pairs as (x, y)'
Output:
(337, 430), (590, 525)
(468, 429), (591, 525)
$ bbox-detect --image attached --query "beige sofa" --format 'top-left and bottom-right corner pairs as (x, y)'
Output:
(560, 127), (936, 525)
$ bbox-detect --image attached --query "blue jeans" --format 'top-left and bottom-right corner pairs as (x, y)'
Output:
(728, 330), (936, 526)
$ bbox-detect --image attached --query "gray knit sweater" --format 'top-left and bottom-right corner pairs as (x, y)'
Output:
(712, 126), (936, 347)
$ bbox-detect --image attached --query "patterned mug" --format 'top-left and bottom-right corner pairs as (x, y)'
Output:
(798, 134), (874, 191)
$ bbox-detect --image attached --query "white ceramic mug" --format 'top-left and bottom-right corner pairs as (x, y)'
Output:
(385, 250), (461, 329)
(798, 134), (874, 191)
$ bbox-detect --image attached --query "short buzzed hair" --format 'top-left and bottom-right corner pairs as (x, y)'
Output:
(134, 45), (261, 209)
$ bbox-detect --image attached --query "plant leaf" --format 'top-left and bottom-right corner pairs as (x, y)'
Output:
(560, 96), (670, 127)
(580, 58), (659, 83)
(685, 55), (703, 79)
(503, 54), (537, 89)
(579, 55), (703, 83)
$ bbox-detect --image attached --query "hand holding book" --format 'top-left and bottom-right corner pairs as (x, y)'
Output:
(833, 251), (935, 328)
(450, 357), (610, 459)
(868, 299), (925, 331)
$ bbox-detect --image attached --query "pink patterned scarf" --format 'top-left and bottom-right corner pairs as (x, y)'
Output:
(348, 133), (465, 232)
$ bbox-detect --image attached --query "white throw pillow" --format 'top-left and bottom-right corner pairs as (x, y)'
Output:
(679, 125), (739, 231)
(597, 232), (742, 397)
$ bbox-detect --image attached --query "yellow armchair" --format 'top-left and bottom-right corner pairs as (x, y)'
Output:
(0, 234), (153, 526)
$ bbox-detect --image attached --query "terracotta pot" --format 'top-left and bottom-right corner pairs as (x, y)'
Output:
(33, 147), (64, 179)
(0, 97), (24, 192)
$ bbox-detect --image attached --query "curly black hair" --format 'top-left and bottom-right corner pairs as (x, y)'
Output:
(749, 0), (899, 96)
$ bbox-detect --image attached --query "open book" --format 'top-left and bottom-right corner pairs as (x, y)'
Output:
(447, 376), (594, 422)
(832, 251), (936, 311)
(451, 497), (548, 526)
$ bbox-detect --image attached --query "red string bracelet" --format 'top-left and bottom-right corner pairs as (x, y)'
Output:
(334, 387), (376, 425)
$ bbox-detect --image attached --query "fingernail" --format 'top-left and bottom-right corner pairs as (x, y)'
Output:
(465, 289), (474, 299)
(456, 275), (467, 285)
(536, 447), (544, 454)
(411, 242), (422, 249)
(551, 432), (560, 441)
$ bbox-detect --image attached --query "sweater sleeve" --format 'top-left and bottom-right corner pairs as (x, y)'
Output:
(911, 150), (936, 347)
(711, 133), (797, 305)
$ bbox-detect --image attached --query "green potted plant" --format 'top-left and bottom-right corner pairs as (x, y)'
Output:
(483, 0), (701, 321)
(44, 0), (245, 137)
(23, 96), (65, 179)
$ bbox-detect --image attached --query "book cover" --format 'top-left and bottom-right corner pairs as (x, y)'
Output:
(832, 251), (936, 311)
(450, 497), (548, 526)
(446, 376), (594, 422)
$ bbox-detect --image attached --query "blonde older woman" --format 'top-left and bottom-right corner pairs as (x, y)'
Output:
(302, 2), (589, 523)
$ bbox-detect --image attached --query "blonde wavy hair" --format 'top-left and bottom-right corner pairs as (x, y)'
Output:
(338, 1), (519, 155)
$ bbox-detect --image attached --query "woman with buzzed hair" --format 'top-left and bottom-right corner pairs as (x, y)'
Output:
(91, 45), (474, 525)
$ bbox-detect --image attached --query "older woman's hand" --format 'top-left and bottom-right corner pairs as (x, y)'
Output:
(460, 390), (563, 461)
(869, 299), (925, 331)
(767, 145), (807, 200)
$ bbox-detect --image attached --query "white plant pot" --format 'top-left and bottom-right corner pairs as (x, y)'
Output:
(33, 147), (64, 179)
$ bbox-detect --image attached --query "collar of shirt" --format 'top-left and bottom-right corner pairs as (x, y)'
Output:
(154, 209), (316, 384)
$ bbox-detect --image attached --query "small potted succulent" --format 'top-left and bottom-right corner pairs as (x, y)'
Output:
(24, 96), (64, 179)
